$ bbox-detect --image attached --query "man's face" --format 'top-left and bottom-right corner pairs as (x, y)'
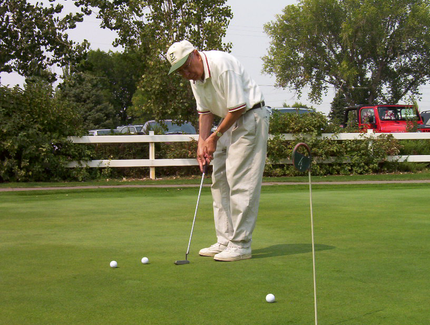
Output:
(177, 51), (204, 81)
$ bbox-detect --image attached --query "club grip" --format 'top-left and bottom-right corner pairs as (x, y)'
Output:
(203, 163), (209, 174)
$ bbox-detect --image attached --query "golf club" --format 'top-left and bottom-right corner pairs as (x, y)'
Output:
(174, 163), (208, 265)
(292, 143), (318, 325)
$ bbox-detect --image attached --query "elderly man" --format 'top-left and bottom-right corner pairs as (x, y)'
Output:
(167, 40), (269, 262)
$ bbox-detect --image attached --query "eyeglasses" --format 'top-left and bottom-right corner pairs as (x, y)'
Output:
(177, 52), (193, 74)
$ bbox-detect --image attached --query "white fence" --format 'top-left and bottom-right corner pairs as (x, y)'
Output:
(68, 131), (430, 179)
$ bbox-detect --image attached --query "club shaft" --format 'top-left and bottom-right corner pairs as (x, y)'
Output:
(185, 170), (206, 257)
(309, 170), (318, 325)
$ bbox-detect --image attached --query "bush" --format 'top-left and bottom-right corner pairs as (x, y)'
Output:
(266, 112), (404, 176)
(0, 81), (92, 182)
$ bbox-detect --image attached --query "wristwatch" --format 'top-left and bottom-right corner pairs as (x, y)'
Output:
(216, 130), (223, 138)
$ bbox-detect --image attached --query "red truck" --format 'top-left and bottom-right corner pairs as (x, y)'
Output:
(341, 104), (430, 132)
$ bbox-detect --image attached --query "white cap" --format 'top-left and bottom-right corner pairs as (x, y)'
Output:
(167, 40), (195, 74)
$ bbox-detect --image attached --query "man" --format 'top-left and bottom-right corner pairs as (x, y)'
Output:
(167, 40), (269, 262)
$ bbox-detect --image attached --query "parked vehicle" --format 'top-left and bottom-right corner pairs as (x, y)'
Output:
(210, 107), (313, 132)
(142, 120), (196, 135)
(88, 122), (195, 136)
(88, 129), (118, 136)
(267, 106), (314, 115)
(420, 110), (430, 125)
(341, 104), (430, 132)
(116, 125), (144, 135)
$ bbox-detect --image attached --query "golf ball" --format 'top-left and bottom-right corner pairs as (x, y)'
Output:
(266, 293), (276, 303)
(141, 257), (149, 264)
(110, 260), (118, 268)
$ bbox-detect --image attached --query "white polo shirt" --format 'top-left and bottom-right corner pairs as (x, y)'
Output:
(190, 51), (264, 118)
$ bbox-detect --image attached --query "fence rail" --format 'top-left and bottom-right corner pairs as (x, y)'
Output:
(68, 132), (430, 179)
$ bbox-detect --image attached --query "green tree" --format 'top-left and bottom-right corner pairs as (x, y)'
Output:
(75, 0), (232, 124)
(0, 0), (89, 82)
(57, 71), (119, 130)
(329, 90), (348, 123)
(60, 50), (145, 127)
(263, 0), (430, 109)
(85, 50), (144, 124)
(291, 102), (315, 109)
(0, 80), (89, 182)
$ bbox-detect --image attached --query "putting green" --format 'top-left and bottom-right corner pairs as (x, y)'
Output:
(0, 184), (428, 324)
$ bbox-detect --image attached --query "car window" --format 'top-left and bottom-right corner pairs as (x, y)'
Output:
(143, 121), (196, 134)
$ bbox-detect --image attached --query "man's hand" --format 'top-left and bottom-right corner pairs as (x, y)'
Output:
(196, 107), (245, 172)
(196, 133), (218, 172)
(197, 141), (210, 171)
(203, 133), (218, 161)
(197, 113), (215, 172)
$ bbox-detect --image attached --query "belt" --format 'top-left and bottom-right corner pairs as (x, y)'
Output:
(249, 101), (265, 111)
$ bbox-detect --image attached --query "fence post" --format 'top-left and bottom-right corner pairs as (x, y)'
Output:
(367, 128), (374, 154)
(149, 131), (156, 179)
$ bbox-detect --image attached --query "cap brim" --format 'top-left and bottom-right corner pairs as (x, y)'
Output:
(168, 54), (190, 75)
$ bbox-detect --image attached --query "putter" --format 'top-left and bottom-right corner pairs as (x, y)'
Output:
(292, 143), (318, 325)
(174, 163), (208, 265)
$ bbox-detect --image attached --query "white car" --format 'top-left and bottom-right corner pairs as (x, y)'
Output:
(88, 129), (118, 136)
(116, 125), (144, 134)
(142, 120), (196, 135)
(267, 107), (314, 115)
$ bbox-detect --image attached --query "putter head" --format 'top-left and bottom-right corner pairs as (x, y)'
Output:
(174, 260), (190, 265)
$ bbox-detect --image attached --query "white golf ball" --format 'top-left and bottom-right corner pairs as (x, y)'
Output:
(266, 293), (276, 303)
(110, 260), (118, 268)
(141, 257), (149, 264)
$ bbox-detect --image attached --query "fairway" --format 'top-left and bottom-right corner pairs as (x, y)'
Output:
(1, 184), (429, 324)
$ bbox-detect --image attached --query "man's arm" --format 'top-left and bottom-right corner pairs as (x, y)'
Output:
(197, 113), (215, 171)
(199, 108), (245, 169)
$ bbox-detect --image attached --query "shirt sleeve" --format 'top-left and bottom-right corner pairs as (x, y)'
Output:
(191, 84), (211, 115)
(219, 70), (247, 113)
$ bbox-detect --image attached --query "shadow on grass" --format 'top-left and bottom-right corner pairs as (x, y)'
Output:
(252, 243), (335, 259)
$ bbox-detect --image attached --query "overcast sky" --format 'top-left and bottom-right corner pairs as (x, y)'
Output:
(224, 0), (336, 113)
(2, 0), (430, 114)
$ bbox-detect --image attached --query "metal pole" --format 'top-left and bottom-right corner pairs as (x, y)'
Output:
(309, 170), (318, 325)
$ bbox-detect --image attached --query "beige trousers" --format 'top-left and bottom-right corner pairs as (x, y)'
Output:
(211, 107), (269, 248)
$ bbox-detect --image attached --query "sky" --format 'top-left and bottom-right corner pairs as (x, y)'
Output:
(2, 0), (430, 115)
(224, 0), (334, 113)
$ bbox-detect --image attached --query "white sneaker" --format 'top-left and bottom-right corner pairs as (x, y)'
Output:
(214, 246), (252, 262)
(199, 243), (227, 257)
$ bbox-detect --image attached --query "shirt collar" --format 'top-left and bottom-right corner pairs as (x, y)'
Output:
(196, 51), (211, 84)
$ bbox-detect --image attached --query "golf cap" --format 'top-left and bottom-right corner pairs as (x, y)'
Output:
(167, 40), (195, 74)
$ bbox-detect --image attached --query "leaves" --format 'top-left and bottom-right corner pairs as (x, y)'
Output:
(0, 81), (91, 182)
(59, 50), (145, 128)
(263, 0), (430, 109)
(266, 112), (402, 176)
(74, 0), (232, 124)
(1, 0), (89, 82)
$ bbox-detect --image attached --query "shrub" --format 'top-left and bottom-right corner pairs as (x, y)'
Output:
(0, 81), (92, 182)
(266, 112), (404, 176)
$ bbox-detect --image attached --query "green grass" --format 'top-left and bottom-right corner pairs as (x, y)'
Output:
(1, 169), (430, 189)
(1, 184), (429, 324)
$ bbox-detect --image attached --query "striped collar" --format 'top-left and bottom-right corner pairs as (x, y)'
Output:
(195, 51), (211, 84)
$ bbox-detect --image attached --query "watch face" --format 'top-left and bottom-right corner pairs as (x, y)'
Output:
(217, 131), (222, 137)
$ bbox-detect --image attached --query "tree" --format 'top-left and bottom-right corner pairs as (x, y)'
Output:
(57, 71), (119, 130)
(0, 0), (89, 82)
(329, 90), (348, 123)
(263, 0), (430, 111)
(85, 50), (144, 125)
(291, 102), (315, 109)
(75, 0), (232, 124)
(59, 50), (145, 127)
(0, 79), (88, 182)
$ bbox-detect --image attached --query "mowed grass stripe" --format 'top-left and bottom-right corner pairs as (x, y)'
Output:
(0, 184), (428, 324)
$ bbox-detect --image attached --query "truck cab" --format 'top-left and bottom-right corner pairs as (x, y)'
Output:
(342, 105), (428, 132)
